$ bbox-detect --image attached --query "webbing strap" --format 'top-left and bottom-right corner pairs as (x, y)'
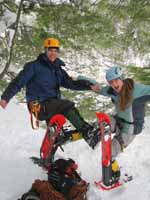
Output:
(29, 101), (41, 130)
(115, 116), (134, 125)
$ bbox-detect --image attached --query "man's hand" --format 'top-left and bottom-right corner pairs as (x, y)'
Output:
(90, 84), (101, 92)
(0, 100), (8, 109)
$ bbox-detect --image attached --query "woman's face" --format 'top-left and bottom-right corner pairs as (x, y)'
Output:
(108, 79), (124, 93)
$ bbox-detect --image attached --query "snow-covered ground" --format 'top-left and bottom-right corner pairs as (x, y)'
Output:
(1, 99), (150, 200)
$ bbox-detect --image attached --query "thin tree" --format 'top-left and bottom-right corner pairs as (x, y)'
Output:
(0, 0), (24, 80)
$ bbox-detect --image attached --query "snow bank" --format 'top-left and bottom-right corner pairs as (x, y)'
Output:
(0, 99), (150, 199)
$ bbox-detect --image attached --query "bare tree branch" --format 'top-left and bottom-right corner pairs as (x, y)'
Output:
(6, 71), (16, 79)
(0, 0), (24, 80)
(1, 0), (17, 12)
(90, 0), (100, 7)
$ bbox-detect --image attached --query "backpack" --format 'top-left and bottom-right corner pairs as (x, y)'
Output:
(19, 158), (88, 200)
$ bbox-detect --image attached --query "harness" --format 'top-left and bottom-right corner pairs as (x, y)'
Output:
(29, 101), (41, 129)
(116, 116), (134, 125)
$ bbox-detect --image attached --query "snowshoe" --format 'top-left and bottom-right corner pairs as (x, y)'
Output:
(31, 114), (83, 169)
(95, 112), (122, 190)
(95, 112), (133, 191)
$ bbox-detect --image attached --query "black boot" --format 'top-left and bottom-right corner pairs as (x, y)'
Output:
(81, 124), (101, 149)
(65, 107), (100, 148)
(111, 160), (121, 183)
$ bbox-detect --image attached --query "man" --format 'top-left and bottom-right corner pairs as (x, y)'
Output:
(0, 37), (99, 148)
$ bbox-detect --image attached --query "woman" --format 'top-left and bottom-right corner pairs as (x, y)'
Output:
(79, 67), (150, 177)
(90, 66), (150, 156)
(78, 66), (150, 180)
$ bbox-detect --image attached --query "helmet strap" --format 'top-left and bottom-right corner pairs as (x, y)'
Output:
(48, 47), (59, 51)
(120, 74), (125, 80)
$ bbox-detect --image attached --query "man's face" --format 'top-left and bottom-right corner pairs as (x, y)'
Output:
(108, 78), (124, 93)
(47, 48), (59, 62)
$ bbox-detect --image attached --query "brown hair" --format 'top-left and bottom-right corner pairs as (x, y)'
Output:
(119, 78), (134, 111)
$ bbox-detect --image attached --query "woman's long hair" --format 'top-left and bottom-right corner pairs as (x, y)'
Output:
(119, 78), (134, 111)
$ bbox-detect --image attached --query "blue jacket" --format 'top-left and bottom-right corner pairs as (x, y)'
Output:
(1, 53), (92, 102)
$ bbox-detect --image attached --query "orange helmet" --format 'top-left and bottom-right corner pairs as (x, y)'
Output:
(44, 38), (60, 48)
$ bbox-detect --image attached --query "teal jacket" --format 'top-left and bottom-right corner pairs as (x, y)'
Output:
(77, 75), (150, 134)
(100, 83), (150, 134)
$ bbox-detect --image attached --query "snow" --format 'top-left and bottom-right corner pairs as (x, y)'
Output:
(0, 9), (16, 36)
(0, 99), (150, 200)
(21, 12), (37, 27)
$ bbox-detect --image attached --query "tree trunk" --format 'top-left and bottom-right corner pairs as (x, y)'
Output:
(0, 0), (24, 80)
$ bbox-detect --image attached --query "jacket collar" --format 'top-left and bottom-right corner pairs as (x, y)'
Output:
(37, 53), (65, 69)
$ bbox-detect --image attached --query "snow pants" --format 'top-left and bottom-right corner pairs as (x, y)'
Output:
(37, 98), (74, 122)
(112, 134), (136, 159)
(28, 98), (90, 131)
(111, 117), (136, 159)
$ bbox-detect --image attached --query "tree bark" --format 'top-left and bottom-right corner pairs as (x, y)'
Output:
(0, 0), (24, 80)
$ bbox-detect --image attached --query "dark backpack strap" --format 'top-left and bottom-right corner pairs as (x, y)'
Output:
(115, 115), (134, 125)
(19, 190), (40, 200)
